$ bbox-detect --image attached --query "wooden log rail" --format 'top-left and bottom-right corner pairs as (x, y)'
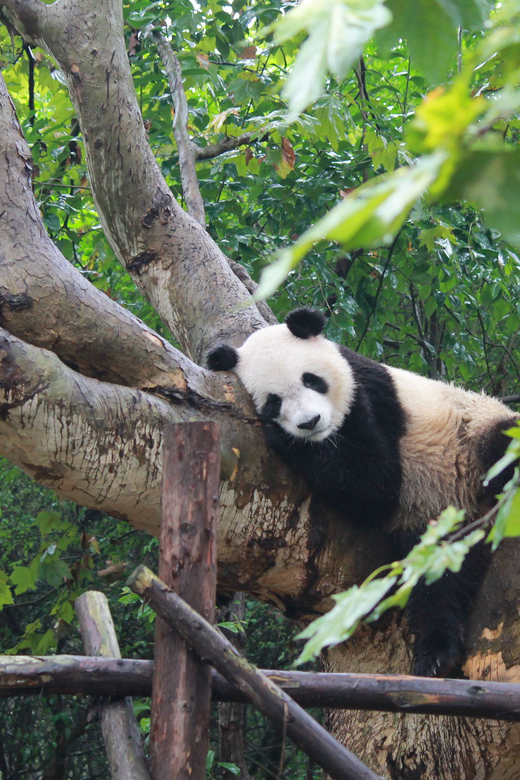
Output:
(2, 655), (520, 721)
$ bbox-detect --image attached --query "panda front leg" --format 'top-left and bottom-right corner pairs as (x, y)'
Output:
(401, 537), (491, 677)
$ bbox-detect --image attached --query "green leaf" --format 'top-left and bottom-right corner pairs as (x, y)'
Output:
(406, 79), (486, 155)
(442, 149), (520, 247)
(277, 0), (392, 116)
(39, 554), (71, 588)
(218, 763), (241, 775)
(366, 130), (398, 172)
(18, 628), (56, 655)
(419, 225), (456, 251)
(35, 510), (63, 535)
(280, 21), (331, 118)
(0, 577), (14, 609)
(11, 560), (38, 596)
(490, 476), (520, 546)
(255, 151), (446, 299)
(380, 0), (459, 83)
(295, 576), (397, 664)
(501, 487), (520, 538)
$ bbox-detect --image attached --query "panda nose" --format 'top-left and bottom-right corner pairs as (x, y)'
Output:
(298, 414), (321, 431)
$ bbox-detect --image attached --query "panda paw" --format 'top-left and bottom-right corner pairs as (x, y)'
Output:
(262, 419), (289, 448)
(412, 631), (463, 678)
(261, 420), (302, 468)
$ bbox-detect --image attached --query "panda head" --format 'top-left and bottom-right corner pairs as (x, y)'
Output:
(207, 308), (356, 442)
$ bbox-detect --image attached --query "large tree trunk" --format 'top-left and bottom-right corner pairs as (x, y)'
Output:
(0, 1), (519, 777)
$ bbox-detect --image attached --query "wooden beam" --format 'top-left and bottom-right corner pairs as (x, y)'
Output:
(3, 655), (520, 722)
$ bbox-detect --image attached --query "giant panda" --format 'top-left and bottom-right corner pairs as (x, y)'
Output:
(207, 307), (519, 677)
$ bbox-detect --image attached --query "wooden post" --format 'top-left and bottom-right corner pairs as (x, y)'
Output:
(150, 422), (220, 780)
(75, 591), (151, 780)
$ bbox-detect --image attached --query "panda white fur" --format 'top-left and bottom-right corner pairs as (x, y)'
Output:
(207, 308), (518, 677)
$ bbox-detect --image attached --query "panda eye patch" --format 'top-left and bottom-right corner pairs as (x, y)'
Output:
(302, 373), (328, 394)
(262, 393), (282, 419)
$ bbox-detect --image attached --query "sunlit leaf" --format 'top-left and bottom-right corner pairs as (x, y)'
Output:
(277, 0), (392, 116)
(406, 81), (486, 154)
(295, 576), (397, 664)
(255, 151), (446, 299)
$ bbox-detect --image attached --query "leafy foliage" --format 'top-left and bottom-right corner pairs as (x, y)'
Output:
(0, 459), (158, 777)
(296, 506), (480, 662)
(256, 1), (520, 296)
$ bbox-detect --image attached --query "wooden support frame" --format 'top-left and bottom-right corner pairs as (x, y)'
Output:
(129, 565), (384, 780)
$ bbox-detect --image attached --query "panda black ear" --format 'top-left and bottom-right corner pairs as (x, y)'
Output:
(286, 308), (326, 339)
(206, 344), (239, 371)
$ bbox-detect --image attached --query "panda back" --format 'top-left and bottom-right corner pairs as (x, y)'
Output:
(385, 365), (518, 530)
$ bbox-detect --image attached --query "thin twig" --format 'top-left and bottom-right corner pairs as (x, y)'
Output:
(500, 394), (520, 405)
(355, 234), (400, 350)
(195, 133), (254, 160)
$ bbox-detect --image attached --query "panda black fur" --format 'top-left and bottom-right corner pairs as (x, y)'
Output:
(207, 307), (518, 677)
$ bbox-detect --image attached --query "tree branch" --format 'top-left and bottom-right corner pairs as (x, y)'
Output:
(149, 30), (275, 325)
(6, 655), (520, 722)
(0, 0), (45, 41)
(195, 133), (254, 161)
(0, 328), (178, 533)
(0, 72), (199, 391)
(500, 394), (520, 405)
(151, 29), (206, 227)
(1, 327), (370, 608)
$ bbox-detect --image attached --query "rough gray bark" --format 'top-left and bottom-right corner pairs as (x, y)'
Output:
(0, 1), (519, 778)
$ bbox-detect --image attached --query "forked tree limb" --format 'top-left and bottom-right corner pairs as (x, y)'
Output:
(0, 0), (268, 361)
(149, 29), (276, 324)
(0, 327), (181, 533)
(0, 72), (200, 391)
